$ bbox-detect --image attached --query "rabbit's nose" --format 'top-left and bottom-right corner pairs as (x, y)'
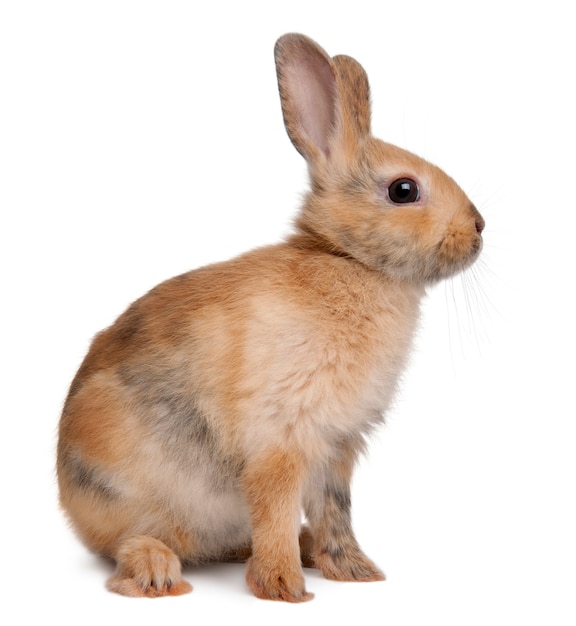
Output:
(470, 204), (485, 235)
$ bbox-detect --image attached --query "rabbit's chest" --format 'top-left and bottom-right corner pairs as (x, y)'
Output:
(231, 287), (420, 459)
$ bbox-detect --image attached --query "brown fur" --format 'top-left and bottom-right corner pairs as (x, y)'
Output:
(57, 33), (483, 601)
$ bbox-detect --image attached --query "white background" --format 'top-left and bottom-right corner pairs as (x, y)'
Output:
(1, 1), (574, 624)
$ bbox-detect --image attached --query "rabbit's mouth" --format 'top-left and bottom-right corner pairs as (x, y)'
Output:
(432, 226), (483, 281)
(369, 218), (484, 283)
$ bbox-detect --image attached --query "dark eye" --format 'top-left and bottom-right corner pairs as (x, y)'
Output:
(388, 178), (420, 204)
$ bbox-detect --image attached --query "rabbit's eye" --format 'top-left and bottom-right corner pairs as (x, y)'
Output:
(388, 178), (420, 204)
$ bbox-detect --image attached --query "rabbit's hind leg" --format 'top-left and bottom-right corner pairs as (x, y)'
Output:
(107, 535), (192, 598)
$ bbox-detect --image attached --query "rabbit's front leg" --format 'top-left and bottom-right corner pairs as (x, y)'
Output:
(305, 441), (385, 582)
(242, 447), (314, 602)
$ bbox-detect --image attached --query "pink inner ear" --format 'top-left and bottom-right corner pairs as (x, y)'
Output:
(291, 56), (337, 158)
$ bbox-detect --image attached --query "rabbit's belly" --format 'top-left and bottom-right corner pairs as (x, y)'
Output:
(173, 480), (252, 556)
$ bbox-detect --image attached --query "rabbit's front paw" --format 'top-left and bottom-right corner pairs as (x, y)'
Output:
(246, 556), (314, 602)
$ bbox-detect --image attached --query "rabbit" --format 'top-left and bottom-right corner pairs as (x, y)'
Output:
(57, 33), (484, 603)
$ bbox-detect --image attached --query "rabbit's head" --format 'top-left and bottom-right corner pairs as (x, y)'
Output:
(275, 34), (484, 283)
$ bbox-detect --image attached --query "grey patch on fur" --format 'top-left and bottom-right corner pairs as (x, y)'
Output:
(63, 453), (118, 500)
(115, 308), (143, 343)
(118, 364), (243, 492)
(326, 484), (352, 515)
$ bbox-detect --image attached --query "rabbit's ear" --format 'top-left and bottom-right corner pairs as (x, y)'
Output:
(274, 35), (372, 169)
(274, 34), (340, 164)
(332, 54), (372, 140)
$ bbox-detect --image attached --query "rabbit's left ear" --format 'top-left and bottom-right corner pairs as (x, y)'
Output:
(274, 33), (339, 165)
(274, 34), (372, 170)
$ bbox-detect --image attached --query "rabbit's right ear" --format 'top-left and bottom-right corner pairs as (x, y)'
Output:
(274, 34), (340, 166)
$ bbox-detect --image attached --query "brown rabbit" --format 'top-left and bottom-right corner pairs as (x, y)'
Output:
(57, 33), (484, 602)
